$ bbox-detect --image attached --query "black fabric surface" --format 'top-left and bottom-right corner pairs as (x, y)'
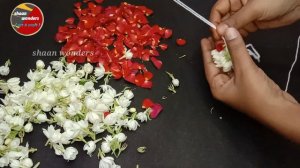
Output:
(0, 0), (300, 168)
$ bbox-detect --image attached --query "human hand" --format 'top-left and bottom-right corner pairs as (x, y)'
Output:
(201, 27), (298, 117)
(210, 0), (300, 39)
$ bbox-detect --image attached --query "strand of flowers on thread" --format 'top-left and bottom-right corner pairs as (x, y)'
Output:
(285, 35), (300, 92)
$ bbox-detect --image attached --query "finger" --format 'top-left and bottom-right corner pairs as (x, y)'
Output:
(210, 0), (231, 40)
(201, 38), (222, 85)
(218, 1), (260, 34)
(229, 0), (243, 12)
(256, 8), (300, 29)
(222, 27), (256, 72)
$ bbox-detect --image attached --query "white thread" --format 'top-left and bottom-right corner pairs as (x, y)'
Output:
(285, 35), (300, 92)
(173, 0), (216, 29)
(246, 44), (261, 62)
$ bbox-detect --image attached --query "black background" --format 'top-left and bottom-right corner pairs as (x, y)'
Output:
(0, 0), (300, 168)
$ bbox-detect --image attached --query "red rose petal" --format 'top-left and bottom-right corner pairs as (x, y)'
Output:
(215, 41), (225, 52)
(150, 57), (162, 69)
(159, 44), (168, 51)
(65, 17), (75, 24)
(150, 103), (163, 119)
(104, 112), (110, 118)
(163, 29), (173, 39)
(142, 98), (154, 109)
(176, 38), (186, 46)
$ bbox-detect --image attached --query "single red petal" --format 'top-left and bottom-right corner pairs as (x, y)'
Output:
(65, 17), (75, 24)
(142, 98), (154, 109)
(176, 38), (187, 46)
(163, 29), (173, 39)
(150, 57), (162, 69)
(66, 56), (76, 63)
(143, 71), (153, 81)
(150, 103), (163, 119)
(159, 44), (168, 51)
(124, 73), (136, 84)
(215, 41), (225, 52)
(134, 74), (145, 86)
(104, 112), (110, 118)
(141, 80), (152, 89)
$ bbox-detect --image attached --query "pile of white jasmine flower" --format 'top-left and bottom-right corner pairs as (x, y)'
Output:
(0, 58), (153, 168)
(211, 46), (233, 73)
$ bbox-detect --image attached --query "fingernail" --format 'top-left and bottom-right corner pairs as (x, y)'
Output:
(217, 24), (228, 35)
(225, 28), (238, 41)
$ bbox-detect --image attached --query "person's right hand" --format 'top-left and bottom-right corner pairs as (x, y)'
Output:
(210, 0), (300, 39)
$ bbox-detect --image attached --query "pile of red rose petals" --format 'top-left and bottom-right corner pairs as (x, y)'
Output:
(55, 0), (174, 88)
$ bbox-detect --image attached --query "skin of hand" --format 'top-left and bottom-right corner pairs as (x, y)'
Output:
(210, 0), (300, 39)
(201, 27), (300, 143)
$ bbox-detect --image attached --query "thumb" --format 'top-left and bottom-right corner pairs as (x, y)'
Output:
(223, 27), (256, 72)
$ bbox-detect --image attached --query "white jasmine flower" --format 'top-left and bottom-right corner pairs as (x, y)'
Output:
(53, 144), (64, 156)
(20, 158), (33, 168)
(86, 112), (101, 124)
(67, 102), (82, 116)
(7, 77), (21, 93)
(127, 119), (139, 131)
(0, 66), (9, 76)
(36, 60), (45, 69)
(10, 159), (21, 168)
(37, 113), (48, 123)
(101, 141), (111, 154)
(115, 133), (127, 143)
(24, 123), (33, 133)
(99, 157), (120, 168)
(103, 113), (118, 125)
(129, 107), (136, 113)
(94, 65), (105, 79)
(43, 125), (62, 144)
(117, 96), (131, 108)
(84, 81), (94, 91)
(123, 90), (134, 99)
(172, 79), (180, 87)
(0, 156), (9, 167)
(83, 141), (96, 156)
(9, 138), (20, 148)
(136, 112), (148, 122)
(12, 116), (25, 127)
(90, 89), (101, 99)
(77, 120), (88, 130)
(66, 63), (77, 75)
(50, 61), (64, 71)
(76, 70), (85, 78)
(0, 108), (5, 120)
(114, 106), (127, 116)
(0, 122), (11, 137)
(101, 93), (115, 105)
(91, 123), (105, 134)
(7, 151), (23, 159)
(63, 147), (78, 161)
(83, 63), (93, 74)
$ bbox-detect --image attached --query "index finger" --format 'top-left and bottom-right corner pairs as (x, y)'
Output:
(210, 0), (231, 39)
